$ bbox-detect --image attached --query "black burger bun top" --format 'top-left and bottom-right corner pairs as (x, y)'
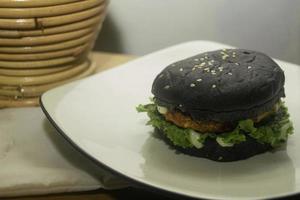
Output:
(151, 49), (285, 122)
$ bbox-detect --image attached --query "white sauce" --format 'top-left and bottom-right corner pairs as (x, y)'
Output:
(216, 137), (234, 147)
(189, 130), (204, 149)
(157, 106), (168, 114)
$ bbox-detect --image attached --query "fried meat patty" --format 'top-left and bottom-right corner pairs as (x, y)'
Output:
(163, 104), (279, 133)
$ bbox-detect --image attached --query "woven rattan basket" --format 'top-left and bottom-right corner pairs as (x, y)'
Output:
(0, 0), (107, 107)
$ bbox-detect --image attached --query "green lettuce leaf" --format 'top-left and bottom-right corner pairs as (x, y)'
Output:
(248, 104), (294, 147)
(217, 128), (246, 145)
(136, 102), (293, 149)
(137, 104), (192, 148)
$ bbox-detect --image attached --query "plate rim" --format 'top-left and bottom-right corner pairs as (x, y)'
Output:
(40, 40), (300, 200)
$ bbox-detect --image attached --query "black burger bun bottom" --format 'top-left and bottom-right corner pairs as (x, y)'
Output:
(155, 128), (273, 162)
(152, 49), (285, 122)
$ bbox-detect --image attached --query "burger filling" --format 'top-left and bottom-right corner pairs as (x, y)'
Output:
(163, 104), (279, 133)
(137, 101), (293, 149)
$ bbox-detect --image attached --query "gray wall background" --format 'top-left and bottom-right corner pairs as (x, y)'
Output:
(94, 0), (300, 64)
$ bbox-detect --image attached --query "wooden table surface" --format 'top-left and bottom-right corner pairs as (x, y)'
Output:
(9, 52), (177, 200)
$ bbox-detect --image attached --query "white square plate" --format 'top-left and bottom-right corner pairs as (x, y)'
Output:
(41, 41), (300, 200)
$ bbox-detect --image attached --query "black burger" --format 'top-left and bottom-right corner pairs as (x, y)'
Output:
(137, 49), (293, 162)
